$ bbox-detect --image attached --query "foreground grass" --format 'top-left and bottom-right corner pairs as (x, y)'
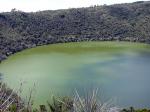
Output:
(0, 83), (149, 112)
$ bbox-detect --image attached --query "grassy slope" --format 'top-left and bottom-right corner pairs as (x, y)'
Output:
(1, 1), (150, 40)
(0, 1), (150, 61)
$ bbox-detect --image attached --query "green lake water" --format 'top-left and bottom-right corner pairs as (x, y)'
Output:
(0, 42), (150, 108)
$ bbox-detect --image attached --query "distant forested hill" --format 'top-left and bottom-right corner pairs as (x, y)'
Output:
(0, 1), (150, 61)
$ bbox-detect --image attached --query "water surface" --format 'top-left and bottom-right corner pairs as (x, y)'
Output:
(0, 42), (150, 108)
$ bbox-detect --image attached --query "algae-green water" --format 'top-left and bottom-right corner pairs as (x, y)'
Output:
(0, 42), (150, 108)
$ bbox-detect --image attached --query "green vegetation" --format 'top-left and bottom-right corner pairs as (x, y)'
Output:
(0, 82), (24, 111)
(1, 1), (150, 61)
(121, 107), (150, 112)
(0, 82), (150, 112)
(1, 1), (150, 111)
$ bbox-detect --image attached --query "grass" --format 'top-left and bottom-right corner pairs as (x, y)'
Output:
(0, 82), (150, 112)
(0, 82), (23, 111)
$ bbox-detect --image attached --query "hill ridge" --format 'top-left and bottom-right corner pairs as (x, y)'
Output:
(0, 1), (150, 61)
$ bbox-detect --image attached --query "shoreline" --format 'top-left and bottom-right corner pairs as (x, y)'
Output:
(0, 37), (150, 62)
(1, 1), (150, 62)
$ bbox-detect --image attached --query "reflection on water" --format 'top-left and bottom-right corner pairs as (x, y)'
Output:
(0, 42), (150, 108)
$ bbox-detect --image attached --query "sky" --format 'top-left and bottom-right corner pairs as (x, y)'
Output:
(0, 0), (149, 12)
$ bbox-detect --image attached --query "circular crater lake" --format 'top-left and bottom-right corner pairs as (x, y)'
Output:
(0, 41), (150, 108)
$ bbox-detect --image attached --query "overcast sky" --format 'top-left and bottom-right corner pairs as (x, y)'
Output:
(0, 0), (148, 12)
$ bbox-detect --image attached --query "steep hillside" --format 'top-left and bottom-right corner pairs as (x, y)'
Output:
(1, 1), (150, 61)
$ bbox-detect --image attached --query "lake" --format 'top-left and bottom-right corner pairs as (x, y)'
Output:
(0, 41), (150, 108)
